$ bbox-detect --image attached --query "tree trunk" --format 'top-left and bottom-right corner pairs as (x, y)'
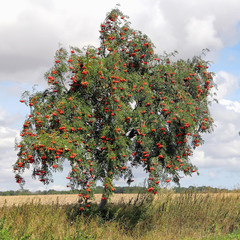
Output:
(99, 177), (112, 210)
(99, 192), (108, 210)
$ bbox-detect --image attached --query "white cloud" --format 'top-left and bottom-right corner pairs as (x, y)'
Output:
(132, 0), (240, 61)
(192, 150), (210, 167)
(0, 125), (20, 191)
(185, 16), (223, 52)
(219, 99), (240, 113)
(0, 126), (19, 148)
(214, 71), (239, 99)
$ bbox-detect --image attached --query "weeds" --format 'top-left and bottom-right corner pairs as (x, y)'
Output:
(0, 191), (240, 239)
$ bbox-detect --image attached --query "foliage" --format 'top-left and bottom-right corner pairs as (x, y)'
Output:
(14, 7), (215, 208)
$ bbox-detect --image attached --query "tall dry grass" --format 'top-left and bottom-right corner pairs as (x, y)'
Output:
(0, 190), (240, 239)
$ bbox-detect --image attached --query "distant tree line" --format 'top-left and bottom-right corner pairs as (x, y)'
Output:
(173, 186), (231, 193)
(0, 186), (237, 196)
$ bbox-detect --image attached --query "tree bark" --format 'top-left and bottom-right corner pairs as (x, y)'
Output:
(99, 174), (113, 210)
(99, 193), (108, 210)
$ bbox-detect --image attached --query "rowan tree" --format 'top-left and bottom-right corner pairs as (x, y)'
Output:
(14, 8), (215, 209)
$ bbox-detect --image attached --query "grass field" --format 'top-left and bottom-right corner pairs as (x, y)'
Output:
(0, 191), (240, 239)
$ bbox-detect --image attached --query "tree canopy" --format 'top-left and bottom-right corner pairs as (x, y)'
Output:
(14, 8), (215, 209)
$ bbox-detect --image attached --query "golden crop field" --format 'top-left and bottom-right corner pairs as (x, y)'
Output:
(1, 192), (240, 207)
(0, 193), (141, 207)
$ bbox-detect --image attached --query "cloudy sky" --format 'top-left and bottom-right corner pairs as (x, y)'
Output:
(1, 0), (240, 192)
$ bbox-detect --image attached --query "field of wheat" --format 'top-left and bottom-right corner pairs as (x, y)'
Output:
(1, 191), (240, 239)
(0, 193), (143, 207)
(1, 192), (240, 207)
